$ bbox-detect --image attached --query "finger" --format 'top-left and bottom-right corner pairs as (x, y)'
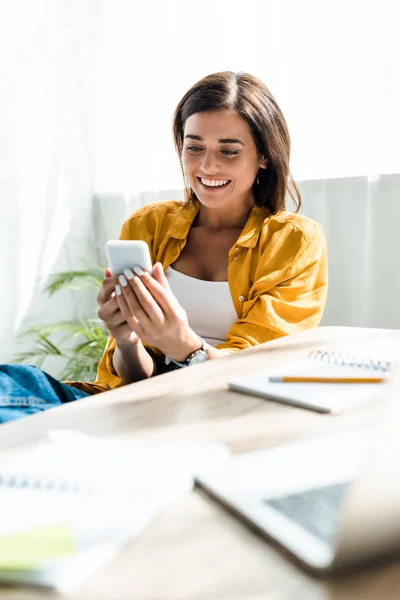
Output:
(152, 263), (170, 290)
(115, 280), (145, 333)
(97, 295), (122, 324)
(132, 267), (179, 314)
(104, 299), (138, 343)
(97, 274), (120, 305)
(130, 274), (165, 324)
(121, 270), (164, 323)
(105, 268), (113, 278)
(118, 274), (148, 318)
(98, 288), (140, 343)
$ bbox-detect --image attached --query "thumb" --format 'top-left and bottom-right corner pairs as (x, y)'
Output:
(105, 268), (113, 278)
(152, 262), (170, 289)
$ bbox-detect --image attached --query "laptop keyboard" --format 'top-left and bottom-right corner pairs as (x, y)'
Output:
(264, 481), (350, 545)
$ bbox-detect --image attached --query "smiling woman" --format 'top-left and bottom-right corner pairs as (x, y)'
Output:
(173, 72), (300, 214)
(1, 71), (328, 423)
(182, 109), (267, 213)
(90, 72), (328, 390)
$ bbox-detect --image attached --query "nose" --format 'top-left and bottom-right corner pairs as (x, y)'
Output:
(200, 150), (220, 175)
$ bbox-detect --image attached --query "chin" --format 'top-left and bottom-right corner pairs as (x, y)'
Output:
(192, 187), (231, 206)
(195, 194), (230, 208)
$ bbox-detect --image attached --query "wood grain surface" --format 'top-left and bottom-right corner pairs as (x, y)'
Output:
(1, 326), (400, 599)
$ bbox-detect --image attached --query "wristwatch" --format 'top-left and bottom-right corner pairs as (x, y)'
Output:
(165, 338), (209, 368)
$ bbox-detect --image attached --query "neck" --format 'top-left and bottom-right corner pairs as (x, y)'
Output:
(196, 197), (255, 231)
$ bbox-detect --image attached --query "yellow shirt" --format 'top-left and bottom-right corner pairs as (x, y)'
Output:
(69, 200), (328, 394)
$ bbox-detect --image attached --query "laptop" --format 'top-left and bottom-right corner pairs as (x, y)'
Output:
(196, 370), (400, 572)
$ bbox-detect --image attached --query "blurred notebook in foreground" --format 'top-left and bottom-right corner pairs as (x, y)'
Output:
(229, 340), (400, 413)
(0, 430), (229, 592)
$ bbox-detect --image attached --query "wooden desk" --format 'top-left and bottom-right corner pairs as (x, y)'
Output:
(1, 326), (400, 599)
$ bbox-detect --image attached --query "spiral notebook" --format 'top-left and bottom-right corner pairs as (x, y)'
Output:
(0, 430), (229, 592)
(228, 340), (400, 413)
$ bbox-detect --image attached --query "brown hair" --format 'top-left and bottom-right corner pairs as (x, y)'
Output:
(172, 71), (301, 213)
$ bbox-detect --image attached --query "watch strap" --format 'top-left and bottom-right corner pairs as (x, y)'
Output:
(165, 338), (207, 368)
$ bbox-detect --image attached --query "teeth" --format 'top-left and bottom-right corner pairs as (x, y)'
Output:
(200, 178), (229, 187)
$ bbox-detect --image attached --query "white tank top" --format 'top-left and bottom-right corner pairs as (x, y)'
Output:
(165, 267), (238, 347)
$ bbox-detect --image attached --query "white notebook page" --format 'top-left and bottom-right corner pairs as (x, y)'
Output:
(229, 339), (400, 413)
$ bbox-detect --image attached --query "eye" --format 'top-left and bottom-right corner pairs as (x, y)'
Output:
(220, 149), (240, 156)
(186, 145), (203, 154)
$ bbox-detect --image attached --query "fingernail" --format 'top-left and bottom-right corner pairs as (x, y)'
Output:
(115, 284), (122, 296)
(123, 268), (134, 280)
(119, 275), (128, 287)
(133, 266), (144, 276)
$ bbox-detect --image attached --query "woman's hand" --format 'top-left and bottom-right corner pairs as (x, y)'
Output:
(115, 263), (200, 360)
(97, 268), (140, 345)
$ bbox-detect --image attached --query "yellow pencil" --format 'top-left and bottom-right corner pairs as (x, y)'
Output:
(269, 376), (386, 384)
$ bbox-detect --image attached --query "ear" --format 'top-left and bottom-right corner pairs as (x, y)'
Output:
(259, 156), (268, 169)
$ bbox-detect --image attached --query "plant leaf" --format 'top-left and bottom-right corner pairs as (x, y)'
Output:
(13, 260), (110, 381)
(45, 270), (104, 295)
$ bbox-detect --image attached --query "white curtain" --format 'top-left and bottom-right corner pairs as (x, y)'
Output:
(78, 0), (400, 191)
(0, 0), (99, 365)
(1, 0), (399, 369)
(299, 174), (400, 329)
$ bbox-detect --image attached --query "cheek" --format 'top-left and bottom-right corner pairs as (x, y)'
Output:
(229, 161), (254, 183)
(181, 153), (197, 173)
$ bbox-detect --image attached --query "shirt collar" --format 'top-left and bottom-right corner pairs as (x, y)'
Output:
(165, 201), (269, 247)
(235, 204), (270, 248)
(166, 201), (200, 240)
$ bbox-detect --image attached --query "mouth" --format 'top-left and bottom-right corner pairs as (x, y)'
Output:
(197, 177), (231, 191)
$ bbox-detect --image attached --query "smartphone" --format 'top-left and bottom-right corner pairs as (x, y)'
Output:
(105, 240), (153, 275)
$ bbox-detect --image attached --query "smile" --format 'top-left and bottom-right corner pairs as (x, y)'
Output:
(198, 177), (231, 189)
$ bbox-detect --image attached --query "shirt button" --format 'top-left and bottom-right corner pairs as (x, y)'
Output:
(239, 295), (245, 301)
(234, 247), (240, 253)
(233, 256), (239, 261)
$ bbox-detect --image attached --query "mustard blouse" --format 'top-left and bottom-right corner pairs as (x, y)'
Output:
(69, 200), (328, 394)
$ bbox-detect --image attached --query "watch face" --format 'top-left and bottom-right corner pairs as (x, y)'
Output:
(189, 350), (208, 365)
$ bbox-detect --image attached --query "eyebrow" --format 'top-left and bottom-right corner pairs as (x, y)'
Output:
(184, 134), (244, 146)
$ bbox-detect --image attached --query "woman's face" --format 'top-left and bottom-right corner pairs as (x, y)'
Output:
(181, 109), (267, 211)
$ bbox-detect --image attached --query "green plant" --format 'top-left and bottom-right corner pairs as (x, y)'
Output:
(13, 262), (108, 381)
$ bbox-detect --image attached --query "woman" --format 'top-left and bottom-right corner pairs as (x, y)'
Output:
(0, 71), (327, 422)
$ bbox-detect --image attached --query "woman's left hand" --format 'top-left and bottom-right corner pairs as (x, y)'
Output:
(115, 263), (200, 360)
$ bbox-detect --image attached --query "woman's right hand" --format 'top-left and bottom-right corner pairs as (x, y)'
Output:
(97, 269), (139, 345)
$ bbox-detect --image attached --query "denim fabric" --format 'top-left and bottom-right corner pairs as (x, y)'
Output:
(0, 364), (90, 424)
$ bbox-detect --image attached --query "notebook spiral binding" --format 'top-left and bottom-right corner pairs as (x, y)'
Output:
(308, 350), (396, 373)
(0, 472), (153, 499)
(0, 472), (114, 495)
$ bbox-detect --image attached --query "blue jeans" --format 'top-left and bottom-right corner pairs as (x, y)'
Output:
(0, 364), (90, 424)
